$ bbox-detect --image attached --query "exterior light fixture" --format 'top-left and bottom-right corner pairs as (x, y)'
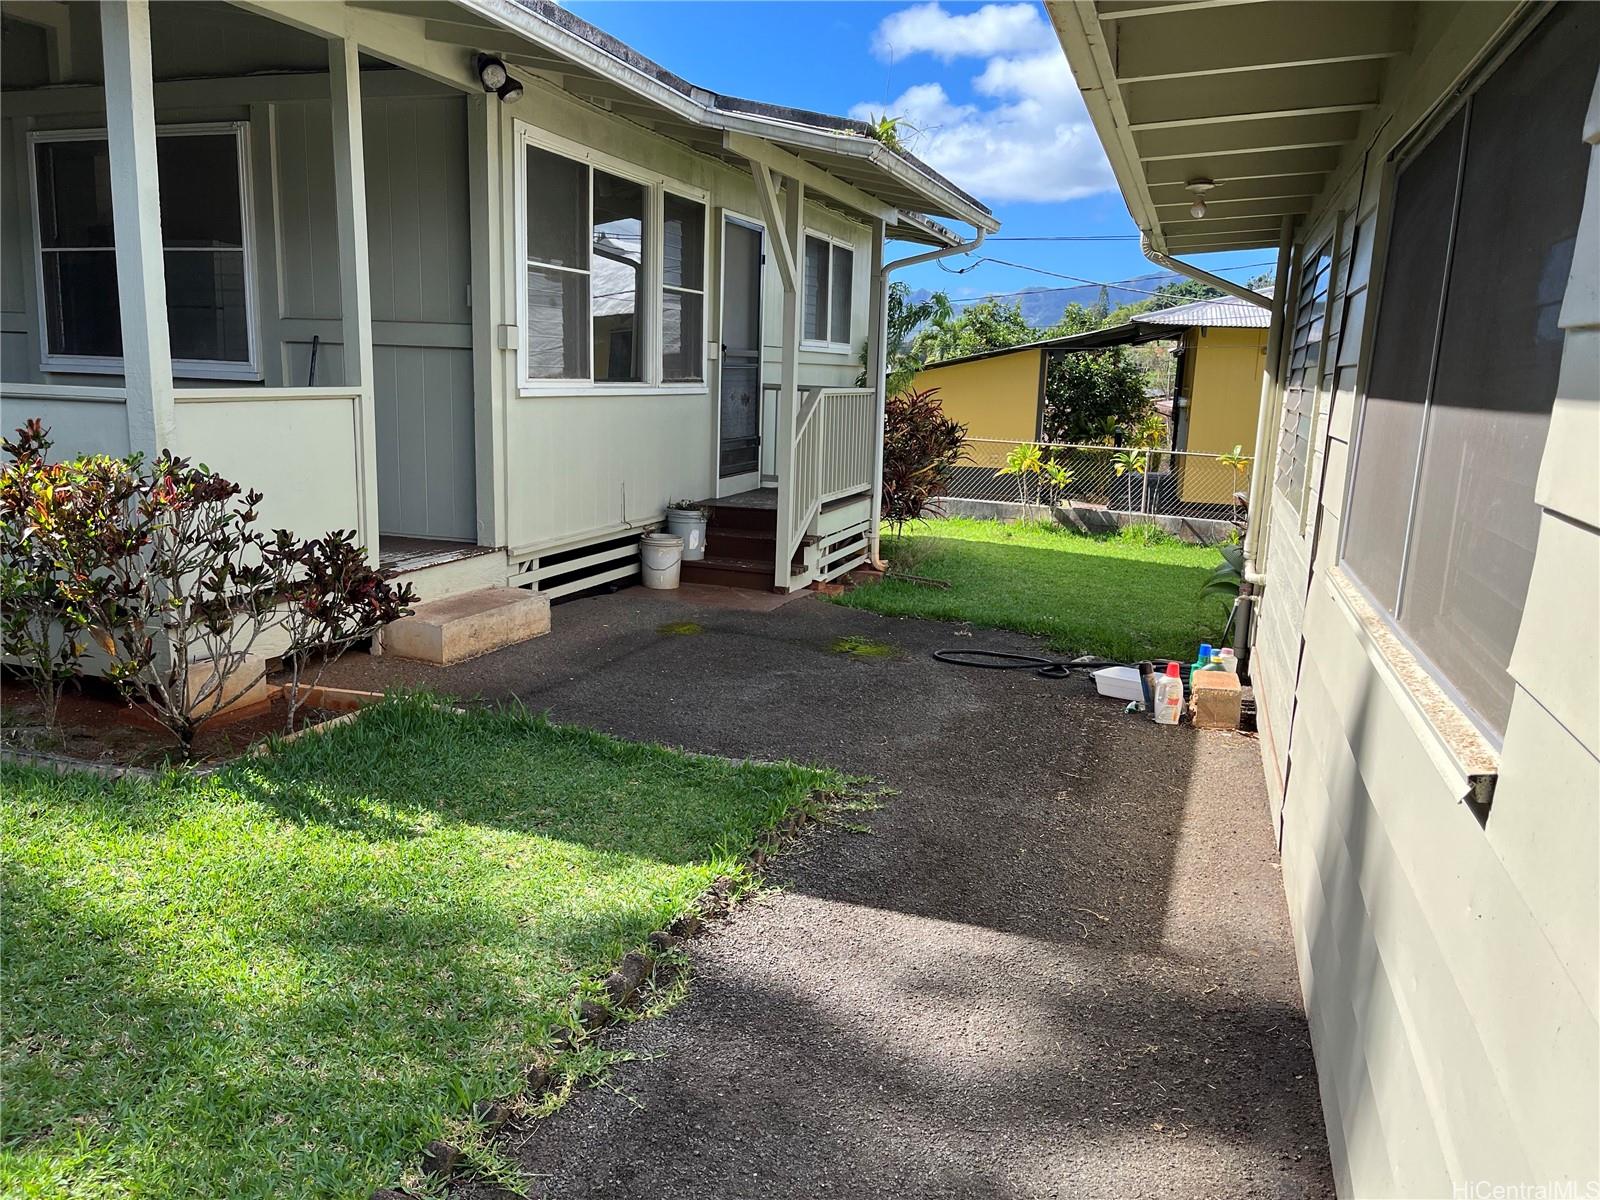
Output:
(1186, 179), (1216, 219)
(476, 54), (508, 93)
(475, 54), (523, 103)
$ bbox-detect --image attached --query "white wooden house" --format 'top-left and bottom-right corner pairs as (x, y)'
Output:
(0, 0), (996, 618)
(1052, 1), (1598, 1194)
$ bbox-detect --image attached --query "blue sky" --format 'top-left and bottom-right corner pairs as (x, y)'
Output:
(565, 1), (1275, 307)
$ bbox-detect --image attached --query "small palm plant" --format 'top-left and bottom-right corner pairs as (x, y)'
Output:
(1217, 444), (1251, 524)
(1112, 446), (1152, 514)
(1042, 458), (1075, 506)
(997, 442), (1044, 504)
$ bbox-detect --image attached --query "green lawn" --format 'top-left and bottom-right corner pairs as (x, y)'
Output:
(836, 517), (1229, 662)
(0, 695), (838, 1199)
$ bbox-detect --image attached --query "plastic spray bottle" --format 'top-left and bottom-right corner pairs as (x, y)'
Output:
(1154, 661), (1184, 726)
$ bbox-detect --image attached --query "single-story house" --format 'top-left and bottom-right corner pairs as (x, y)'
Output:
(1053, 0), (1598, 1193)
(910, 293), (1268, 508)
(0, 0), (997, 638)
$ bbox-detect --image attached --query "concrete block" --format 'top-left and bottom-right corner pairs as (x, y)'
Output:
(187, 654), (269, 718)
(384, 587), (550, 666)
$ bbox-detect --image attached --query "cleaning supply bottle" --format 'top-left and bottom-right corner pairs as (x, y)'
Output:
(1218, 648), (1239, 674)
(1193, 643), (1213, 675)
(1154, 661), (1184, 725)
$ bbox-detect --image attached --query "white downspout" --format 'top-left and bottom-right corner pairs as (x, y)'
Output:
(1242, 217), (1296, 587)
(869, 223), (988, 565)
(1140, 233), (1273, 310)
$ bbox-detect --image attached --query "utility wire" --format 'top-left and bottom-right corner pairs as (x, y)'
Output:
(984, 235), (1142, 242)
(937, 256), (1277, 305)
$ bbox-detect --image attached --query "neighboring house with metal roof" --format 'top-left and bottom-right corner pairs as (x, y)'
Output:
(1052, 1), (1599, 1194)
(910, 294), (1269, 505)
(0, 0), (996, 652)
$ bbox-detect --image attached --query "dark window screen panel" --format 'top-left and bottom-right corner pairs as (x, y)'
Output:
(662, 290), (703, 382)
(803, 236), (828, 341)
(829, 245), (852, 344)
(43, 250), (121, 358)
(1396, 2), (1597, 735)
(164, 250), (249, 363)
(592, 170), (645, 383)
(526, 146), (588, 269)
(1341, 110), (1465, 609)
(526, 266), (589, 380)
(156, 134), (243, 248)
(662, 193), (704, 290)
(35, 139), (114, 247)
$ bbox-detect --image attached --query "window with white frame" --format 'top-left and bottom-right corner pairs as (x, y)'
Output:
(1339, 1), (1597, 739)
(30, 124), (256, 377)
(520, 130), (707, 388)
(802, 233), (853, 348)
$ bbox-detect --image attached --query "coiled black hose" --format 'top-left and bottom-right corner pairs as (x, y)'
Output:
(929, 648), (1126, 680)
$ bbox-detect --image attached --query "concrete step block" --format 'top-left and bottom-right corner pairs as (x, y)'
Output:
(384, 587), (550, 666)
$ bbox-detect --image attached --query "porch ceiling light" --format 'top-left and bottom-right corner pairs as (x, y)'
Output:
(476, 54), (509, 92)
(1186, 179), (1216, 220)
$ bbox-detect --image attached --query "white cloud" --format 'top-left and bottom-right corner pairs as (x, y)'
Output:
(854, 29), (1115, 204)
(871, 2), (1049, 63)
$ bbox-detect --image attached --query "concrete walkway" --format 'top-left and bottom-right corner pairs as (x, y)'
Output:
(325, 588), (1332, 1199)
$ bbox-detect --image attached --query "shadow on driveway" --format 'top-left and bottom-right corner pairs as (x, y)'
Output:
(322, 587), (1332, 1198)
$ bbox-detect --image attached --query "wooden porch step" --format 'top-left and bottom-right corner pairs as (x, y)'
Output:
(680, 555), (782, 591)
(704, 528), (778, 561)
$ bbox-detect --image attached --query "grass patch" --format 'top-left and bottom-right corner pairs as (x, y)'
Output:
(0, 694), (839, 1199)
(837, 517), (1229, 661)
(830, 635), (901, 661)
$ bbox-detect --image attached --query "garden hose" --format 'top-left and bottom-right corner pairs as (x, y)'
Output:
(930, 648), (1125, 680)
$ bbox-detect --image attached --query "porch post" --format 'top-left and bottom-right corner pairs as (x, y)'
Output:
(327, 33), (381, 563)
(750, 161), (804, 590)
(866, 217), (888, 567)
(468, 93), (507, 550)
(773, 176), (805, 589)
(100, 0), (173, 460)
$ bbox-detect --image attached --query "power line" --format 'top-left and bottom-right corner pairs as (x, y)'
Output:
(984, 235), (1141, 242)
(938, 256), (1277, 305)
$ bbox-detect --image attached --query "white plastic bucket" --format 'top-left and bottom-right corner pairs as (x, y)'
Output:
(639, 531), (684, 589)
(664, 508), (707, 560)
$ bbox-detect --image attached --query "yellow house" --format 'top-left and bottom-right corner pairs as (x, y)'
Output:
(910, 294), (1269, 504)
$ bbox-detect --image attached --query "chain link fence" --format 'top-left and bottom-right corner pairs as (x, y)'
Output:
(945, 438), (1251, 524)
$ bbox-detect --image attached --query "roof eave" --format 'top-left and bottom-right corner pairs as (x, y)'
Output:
(1049, 1), (1164, 250)
(458, 0), (999, 235)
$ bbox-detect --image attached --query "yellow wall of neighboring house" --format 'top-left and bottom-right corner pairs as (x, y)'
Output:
(1177, 326), (1267, 503)
(912, 349), (1044, 443)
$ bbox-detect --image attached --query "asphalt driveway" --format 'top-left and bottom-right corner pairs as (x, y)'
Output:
(324, 586), (1332, 1199)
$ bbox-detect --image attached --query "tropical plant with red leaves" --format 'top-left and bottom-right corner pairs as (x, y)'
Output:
(267, 529), (416, 732)
(880, 385), (966, 535)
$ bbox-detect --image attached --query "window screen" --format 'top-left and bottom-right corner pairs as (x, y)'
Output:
(525, 145), (591, 381)
(829, 244), (853, 345)
(1340, 1), (1597, 736)
(35, 129), (250, 366)
(661, 192), (704, 382)
(803, 236), (829, 342)
(591, 170), (645, 384)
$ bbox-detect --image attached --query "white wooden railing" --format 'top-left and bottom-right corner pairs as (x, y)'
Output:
(774, 386), (876, 588)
